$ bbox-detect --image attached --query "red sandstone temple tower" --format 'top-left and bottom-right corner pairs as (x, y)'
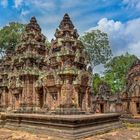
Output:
(41, 14), (92, 113)
(0, 14), (122, 140)
(0, 46), (14, 111)
(0, 14), (92, 114)
(121, 59), (140, 115)
(7, 17), (48, 112)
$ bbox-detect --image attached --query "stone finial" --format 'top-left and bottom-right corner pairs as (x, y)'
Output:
(59, 13), (74, 30)
(25, 16), (41, 32)
(30, 16), (37, 23)
(54, 13), (79, 39)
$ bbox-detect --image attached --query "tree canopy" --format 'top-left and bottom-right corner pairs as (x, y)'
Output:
(104, 53), (138, 94)
(80, 29), (112, 68)
(93, 73), (104, 95)
(0, 22), (25, 56)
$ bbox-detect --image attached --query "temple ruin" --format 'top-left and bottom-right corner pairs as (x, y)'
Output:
(93, 82), (122, 113)
(121, 59), (140, 116)
(0, 17), (48, 112)
(0, 14), (93, 114)
(0, 14), (122, 139)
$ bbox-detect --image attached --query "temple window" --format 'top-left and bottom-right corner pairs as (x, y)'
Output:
(15, 94), (19, 100)
(52, 93), (58, 100)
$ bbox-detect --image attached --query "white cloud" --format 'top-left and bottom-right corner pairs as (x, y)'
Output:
(14, 0), (23, 8)
(20, 9), (29, 16)
(128, 41), (140, 57)
(0, 0), (8, 8)
(88, 17), (140, 58)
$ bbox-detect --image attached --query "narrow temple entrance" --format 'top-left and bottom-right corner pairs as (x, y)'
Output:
(136, 102), (140, 114)
(38, 88), (44, 108)
(100, 104), (104, 113)
(78, 93), (84, 109)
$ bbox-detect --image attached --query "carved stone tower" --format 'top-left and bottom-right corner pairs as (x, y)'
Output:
(8, 17), (48, 112)
(43, 14), (92, 114)
(121, 59), (140, 115)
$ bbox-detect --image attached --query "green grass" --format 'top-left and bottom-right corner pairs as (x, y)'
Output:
(124, 122), (140, 128)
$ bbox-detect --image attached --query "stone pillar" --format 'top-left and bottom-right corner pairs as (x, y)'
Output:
(43, 87), (47, 108)
(57, 87), (61, 108)
(82, 88), (89, 112)
(106, 101), (110, 113)
(19, 93), (22, 108)
(129, 101), (137, 115)
(73, 87), (79, 108)
(22, 77), (27, 106)
(2, 89), (6, 109)
(32, 78), (36, 107)
(46, 90), (52, 110)
(7, 90), (13, 111)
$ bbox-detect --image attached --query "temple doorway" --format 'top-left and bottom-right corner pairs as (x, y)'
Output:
(78, 93), (84, 109)
(136, 102), (140, 114)
(38, 88), (44, 108)
(100, 104), (104, 113)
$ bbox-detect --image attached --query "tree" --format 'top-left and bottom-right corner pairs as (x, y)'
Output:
(93, 73), (104, 95)
(80, 29), (112, 68)
(0, 22), (25, 56)
(104, 53), (138, 94)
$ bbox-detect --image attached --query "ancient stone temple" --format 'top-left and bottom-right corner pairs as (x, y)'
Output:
(0, 14), (121, 139)
(41, 13), (92, 114)
(121, 59), (140, 116)
(0, 46), (15, 111)
(0, 14), (92, 114)
(0, 17), (48, 112)
(93, 82), (111, 113)
(93, 82), (123, 114)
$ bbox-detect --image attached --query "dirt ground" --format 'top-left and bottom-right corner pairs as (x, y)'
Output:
(0, 127), (139, 140)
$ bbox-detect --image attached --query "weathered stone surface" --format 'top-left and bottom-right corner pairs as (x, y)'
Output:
(120, 59), (140, 116)
(0, 113), (121, 140)
(0, 13), (92, 114)
(0, 14), (122, 140)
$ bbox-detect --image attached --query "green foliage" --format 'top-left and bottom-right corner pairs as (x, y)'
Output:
(80, 29), (112, 67)
(104, 53), (138, 94)
(93, 73), (104, 95)
(0, 22), (25, 56)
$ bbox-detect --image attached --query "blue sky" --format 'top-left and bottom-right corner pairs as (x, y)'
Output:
(1, 0), (140, 73)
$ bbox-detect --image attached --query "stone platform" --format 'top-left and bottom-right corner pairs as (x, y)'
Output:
(121, 115), (140, 124)
(0, 113), (122, 140)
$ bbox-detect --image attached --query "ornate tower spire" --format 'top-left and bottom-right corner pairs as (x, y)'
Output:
(25, 16), (41, 32)
(59, 13), (74, 30)
(54, 13), (79, 39)
(44, 13), (92, 114)
(21, 16), (45, 43)
(8, 16), (48, 112)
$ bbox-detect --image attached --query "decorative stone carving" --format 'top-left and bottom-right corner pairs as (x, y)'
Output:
(121, 59), (140, 115)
